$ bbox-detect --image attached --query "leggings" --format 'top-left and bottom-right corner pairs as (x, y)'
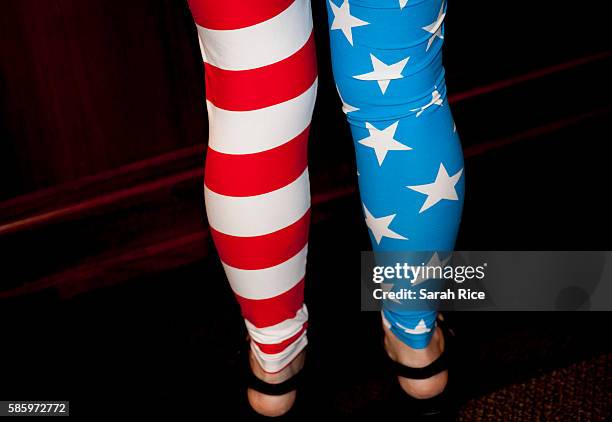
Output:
(187, 0), (464, 373)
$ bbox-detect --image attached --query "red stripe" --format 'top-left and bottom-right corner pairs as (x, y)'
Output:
(210, 209), (310, 270)
(188, 0), (294, 30)
(204, 32), (317, 111)
(253, 324), (307, 355)
(204, 127), (309, 197)
(237, 278), (305, 328)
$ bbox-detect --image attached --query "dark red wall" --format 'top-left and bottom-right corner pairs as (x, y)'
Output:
(0, 0), (207, 200)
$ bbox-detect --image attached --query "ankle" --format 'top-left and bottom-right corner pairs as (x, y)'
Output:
(384, 324), (445, 367)
(383, 323), (448, 399)
(246, 348), (305, 417)
(249, 348), (305, 384)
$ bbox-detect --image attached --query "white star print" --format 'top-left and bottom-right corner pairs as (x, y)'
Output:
(407, 163), (463, 213)
(335, 85), (359, 113)
(358, 121), (412, 166)
(399, 0), (409, 9)
(411, 87), (443, 117)
(397, 319), (432, 335)
(329, 0), (369, 46)
(363, 204), (408, 244)
(422, 1), (445, 51)
(353, 54), (410, 95)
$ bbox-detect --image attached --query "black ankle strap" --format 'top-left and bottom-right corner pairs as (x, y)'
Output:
(242, 339), (306, 396)
(247, 369), (303, 396)
(390, 347), (449, 380)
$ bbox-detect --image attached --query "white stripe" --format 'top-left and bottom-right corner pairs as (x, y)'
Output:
(204, 169), (311, 237)
(251, 330), (308, 373)
(196, 32), (206, 62)
(222, 245), (308, 301)
(206, 78), (317, 155)
(196, 0), (313, 71)
(245, 304), (308, 344)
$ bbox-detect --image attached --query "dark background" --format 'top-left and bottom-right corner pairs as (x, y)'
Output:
(0, 0), (611, 419)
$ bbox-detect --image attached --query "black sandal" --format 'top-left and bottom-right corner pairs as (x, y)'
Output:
(239, 339), (307, 418)
(385, 315), (457, 420)
(244, 355), (305, 397)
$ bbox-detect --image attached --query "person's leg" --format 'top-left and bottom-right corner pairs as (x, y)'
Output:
(327, 0), (464, 397)
(186, 0), (317, 415)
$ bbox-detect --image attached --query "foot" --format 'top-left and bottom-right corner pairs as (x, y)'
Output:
(382, 320), (448, 399)
(247, 348), (305, 417)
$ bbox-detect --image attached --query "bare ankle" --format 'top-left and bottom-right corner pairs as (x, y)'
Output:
(249, 348), (305, 383)
(384, 323), (444, 366)
(246, 348), (306, 417)
(383, 323), (448, 399)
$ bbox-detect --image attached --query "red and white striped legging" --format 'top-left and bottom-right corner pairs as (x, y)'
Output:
(187, 0), (317, 373)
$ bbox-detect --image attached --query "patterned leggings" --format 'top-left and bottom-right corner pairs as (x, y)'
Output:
(187, 0), (464, 373)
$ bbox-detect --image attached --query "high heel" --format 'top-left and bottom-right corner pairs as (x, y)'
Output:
(384, 314), (457, 420)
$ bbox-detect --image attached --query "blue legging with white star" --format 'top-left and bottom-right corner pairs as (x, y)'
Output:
(327, 0), (465, 348)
